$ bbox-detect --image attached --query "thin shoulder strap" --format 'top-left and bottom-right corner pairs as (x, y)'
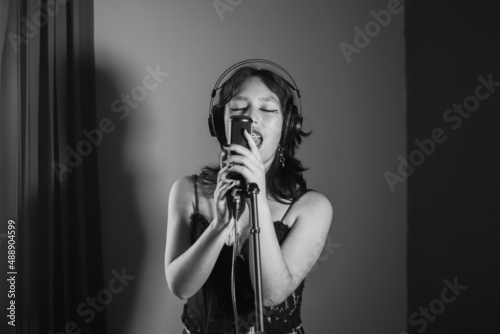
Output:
(280, 200), (295, 222)
(281, 190), (313, 222)
(192, 174), (199, 214)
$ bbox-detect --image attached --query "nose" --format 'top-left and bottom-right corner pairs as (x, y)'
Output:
(245, 105), (259, 124)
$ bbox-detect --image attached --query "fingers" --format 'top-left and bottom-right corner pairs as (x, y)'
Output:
(225, 154), (255, 167)
(213, 178), (234, 225)
(218, 179), (235, 198)
(225, 143), (252, 157)
(225, 142), (262, 167)
(215, 171), (235, 200)
(225, 154), (262, 178)
(224, 164), (252, 183)
(217, 165), (229, 183)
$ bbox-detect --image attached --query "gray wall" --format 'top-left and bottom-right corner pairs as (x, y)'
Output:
(93, 0), (406, 333)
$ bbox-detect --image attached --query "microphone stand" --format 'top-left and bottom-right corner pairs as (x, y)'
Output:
(245, 183), (265, 334)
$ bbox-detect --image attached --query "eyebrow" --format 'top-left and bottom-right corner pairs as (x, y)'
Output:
(231, 96), (280, 104)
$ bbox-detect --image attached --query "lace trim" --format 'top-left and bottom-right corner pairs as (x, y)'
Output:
(190, 212), (290, 243)
(183, 213), (304, 333)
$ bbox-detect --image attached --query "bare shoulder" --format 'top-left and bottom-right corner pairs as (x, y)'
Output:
(171, 175), (196, 194)
(168, 175), (197, 223)
(165, 175), (198, 269)
(287, 191), (333, 228)
(298, 191), (332, 210)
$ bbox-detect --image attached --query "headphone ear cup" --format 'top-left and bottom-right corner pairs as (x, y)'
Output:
(293, 111), (303, 136)
(282, 105), (302, 147)
(281, 110), (292, 146)
(212, 105), (227, 145)
(208, 110), (216, 137)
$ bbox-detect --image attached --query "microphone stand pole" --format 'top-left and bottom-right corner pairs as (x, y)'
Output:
(245, 183), (265, 334)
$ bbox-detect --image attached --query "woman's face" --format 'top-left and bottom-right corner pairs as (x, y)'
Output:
(224, 76), (284, 169)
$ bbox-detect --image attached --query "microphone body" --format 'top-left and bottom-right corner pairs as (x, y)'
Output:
(223, 115), (253, 221)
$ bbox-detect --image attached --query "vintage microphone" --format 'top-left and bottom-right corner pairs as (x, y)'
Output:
(224, 116), (265, 334)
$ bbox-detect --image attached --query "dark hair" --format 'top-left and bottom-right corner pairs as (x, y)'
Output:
(200, 66), (311, 203)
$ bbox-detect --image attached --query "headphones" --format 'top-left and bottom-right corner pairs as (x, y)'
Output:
(208, 59), (303, 151)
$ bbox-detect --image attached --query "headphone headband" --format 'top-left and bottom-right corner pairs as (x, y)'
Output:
(209, 59), (302, 117)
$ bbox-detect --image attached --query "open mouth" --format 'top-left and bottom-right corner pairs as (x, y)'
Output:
(251, 129), (263, 148)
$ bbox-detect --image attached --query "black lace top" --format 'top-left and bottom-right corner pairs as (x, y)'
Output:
(180, 176), (306, 334)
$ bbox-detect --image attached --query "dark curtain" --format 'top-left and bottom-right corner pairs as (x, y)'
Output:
(0, 0), (105, 333)
(406, 1), (500, 333)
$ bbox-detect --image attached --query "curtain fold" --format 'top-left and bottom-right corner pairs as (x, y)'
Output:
(0, 1), (105, 333)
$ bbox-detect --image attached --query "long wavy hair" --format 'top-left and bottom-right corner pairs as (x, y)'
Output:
(199, 66), (311, 203)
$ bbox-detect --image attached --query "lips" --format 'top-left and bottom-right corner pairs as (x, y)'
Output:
(251, 129), (263, 148)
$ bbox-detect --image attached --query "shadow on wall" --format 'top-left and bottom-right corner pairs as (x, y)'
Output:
(94, 64), (147, 334)
(94, 58), (174, 333)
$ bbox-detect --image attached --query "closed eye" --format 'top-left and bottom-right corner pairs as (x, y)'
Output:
(229, 107), (278, 113)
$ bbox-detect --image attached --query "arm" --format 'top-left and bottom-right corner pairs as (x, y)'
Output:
(164, 174), (234, 300)
(225, 131), (333, 306)
(254, 191), (333, 306)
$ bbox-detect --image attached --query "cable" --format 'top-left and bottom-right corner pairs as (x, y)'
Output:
(231, 215), (241, 334)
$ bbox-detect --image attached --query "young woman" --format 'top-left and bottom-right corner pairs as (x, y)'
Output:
(165, 61), (333, 334)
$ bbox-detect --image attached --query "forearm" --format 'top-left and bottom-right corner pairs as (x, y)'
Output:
(167, 220), (231, 299)
(250, 195), (293, 306)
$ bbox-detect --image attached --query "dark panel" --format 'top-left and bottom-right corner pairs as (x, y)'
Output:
(406, 1), (500, 333)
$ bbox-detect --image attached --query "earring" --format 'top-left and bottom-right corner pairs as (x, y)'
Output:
(278, 145), (285, 168)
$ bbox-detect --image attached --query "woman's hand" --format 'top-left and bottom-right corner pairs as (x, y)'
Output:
(224, 129), (267, 194)
(212, 166), (236, 230)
